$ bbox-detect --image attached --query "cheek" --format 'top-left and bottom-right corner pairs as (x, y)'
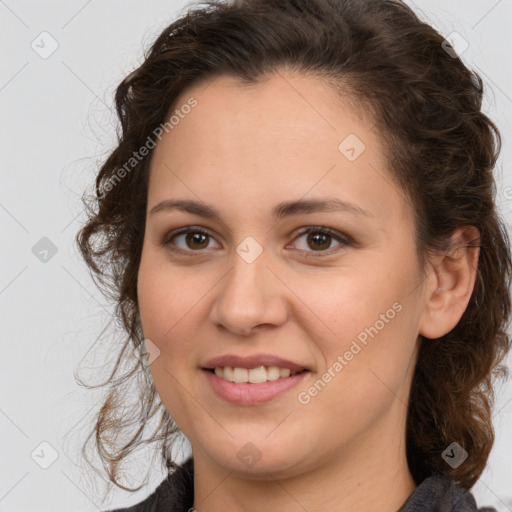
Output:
(137, 253), (199, 342)
(137, 269), (173, 341)
(294, 263), (403, 348)
(295, 298), (417, 446)
(137, 253), (218, 386)
(137, 258), (203, 422)
(293, 257), (419, 398)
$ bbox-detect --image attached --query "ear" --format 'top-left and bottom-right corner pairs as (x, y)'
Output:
(419, 225), (480, 340)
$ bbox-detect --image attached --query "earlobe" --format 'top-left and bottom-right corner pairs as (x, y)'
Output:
(419, 226), (480, 340)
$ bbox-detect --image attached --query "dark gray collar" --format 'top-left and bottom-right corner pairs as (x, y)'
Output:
(398, 473), (496, 512)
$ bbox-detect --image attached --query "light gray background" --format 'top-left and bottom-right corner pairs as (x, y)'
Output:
(1, 0), (511, 510)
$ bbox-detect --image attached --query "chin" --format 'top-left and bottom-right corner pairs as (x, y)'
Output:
(197, 437), (310, 479)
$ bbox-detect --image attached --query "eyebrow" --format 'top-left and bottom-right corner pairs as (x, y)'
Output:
(149, 197), (373, 220)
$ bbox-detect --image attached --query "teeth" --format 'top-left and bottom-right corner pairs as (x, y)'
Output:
(212, 366), (301, 383)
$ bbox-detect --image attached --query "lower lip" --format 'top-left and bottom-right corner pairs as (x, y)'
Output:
(203, 369), (310, 405)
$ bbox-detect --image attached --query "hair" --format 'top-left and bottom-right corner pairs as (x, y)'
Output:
(76, 0), (512, 494)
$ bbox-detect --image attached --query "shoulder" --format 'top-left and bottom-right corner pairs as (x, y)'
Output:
(103, 458), (194, 512)
(398, 473), (497, 512)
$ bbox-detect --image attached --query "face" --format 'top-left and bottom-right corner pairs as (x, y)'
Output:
(137, 70), (429, 479)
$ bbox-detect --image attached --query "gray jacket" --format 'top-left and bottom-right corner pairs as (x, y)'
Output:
(106, 458), (497, 512)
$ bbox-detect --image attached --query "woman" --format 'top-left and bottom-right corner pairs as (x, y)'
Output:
(76, 0), (511, 510)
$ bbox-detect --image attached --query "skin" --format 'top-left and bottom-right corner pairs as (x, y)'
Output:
(137, 69), (479, 512)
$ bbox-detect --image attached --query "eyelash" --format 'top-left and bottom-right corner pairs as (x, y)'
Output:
(161, 226), (352, 258)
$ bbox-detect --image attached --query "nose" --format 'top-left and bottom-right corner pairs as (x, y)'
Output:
(209, 248), (289, 336)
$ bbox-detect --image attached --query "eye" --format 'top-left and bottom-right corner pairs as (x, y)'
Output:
(162, 225), (351, 257)
(288, 226), (350, 257)
(162, 226), (220, 254)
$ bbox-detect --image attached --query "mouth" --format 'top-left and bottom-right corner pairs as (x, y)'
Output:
(204, 366), (310, 384)
(202, 366), (311, 405)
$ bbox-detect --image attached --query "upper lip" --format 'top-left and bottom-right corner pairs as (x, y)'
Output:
(202, 354), (310, 373)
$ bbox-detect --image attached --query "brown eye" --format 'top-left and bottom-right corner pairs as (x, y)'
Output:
(162, 227), (220, 254)
(289, 227), (351, 256)
(184, 232), (210, 250)
(306, 232), (332, 251)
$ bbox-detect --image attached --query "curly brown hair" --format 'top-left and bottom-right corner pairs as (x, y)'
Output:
(76, 0), (512, 494)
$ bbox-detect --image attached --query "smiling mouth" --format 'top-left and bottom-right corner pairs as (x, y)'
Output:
(206, 366), (309, 384)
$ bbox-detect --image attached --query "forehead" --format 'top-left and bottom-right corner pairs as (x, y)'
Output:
(148, 71), (413, 228)
(167, 71), (369, 158)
